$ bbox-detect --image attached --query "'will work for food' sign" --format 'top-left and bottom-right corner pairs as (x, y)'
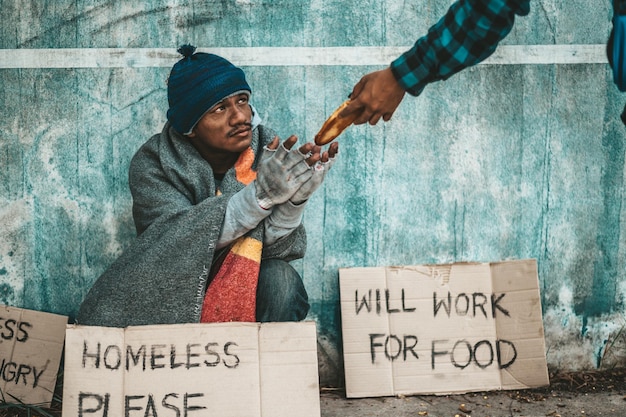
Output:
(339, 259), (549, 398)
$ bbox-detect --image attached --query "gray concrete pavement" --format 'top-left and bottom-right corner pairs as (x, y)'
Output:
(320, 388), (626, 417)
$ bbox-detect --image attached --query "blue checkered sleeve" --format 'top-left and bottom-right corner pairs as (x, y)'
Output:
(390, 0), (530, 96)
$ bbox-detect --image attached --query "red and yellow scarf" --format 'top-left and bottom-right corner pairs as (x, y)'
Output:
(200, 147), (262, 322)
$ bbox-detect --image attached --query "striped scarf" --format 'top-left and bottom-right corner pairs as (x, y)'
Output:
(200, 147), (262, 322)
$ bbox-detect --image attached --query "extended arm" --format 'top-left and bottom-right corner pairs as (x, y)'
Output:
(342, 0), (530, 125)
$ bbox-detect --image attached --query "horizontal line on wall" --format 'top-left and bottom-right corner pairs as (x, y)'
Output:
(0, 45), (608, 69)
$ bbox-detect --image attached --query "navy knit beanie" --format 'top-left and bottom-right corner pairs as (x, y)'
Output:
(167, 44), (251, 134)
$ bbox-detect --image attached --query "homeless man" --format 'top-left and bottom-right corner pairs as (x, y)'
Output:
(77, 45), (339, 327)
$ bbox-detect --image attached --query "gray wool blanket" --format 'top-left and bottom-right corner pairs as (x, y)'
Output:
(77, 122), (306, 327)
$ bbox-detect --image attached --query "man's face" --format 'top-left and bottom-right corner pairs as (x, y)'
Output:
(188, 92), (253, 154)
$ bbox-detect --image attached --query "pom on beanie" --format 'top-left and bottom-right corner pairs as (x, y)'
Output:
(167, 44), (251, 134)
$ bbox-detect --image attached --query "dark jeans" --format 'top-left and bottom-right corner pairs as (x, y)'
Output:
(256, 259), (309, 322)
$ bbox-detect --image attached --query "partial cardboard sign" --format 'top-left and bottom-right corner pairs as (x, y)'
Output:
(339, 259), (549, 398)
(0, 305), (67, 406)
(62, 321), (320, 417)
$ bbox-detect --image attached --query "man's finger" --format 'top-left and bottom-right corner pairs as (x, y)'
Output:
(349, 78), (365, 100)
(339, 98), (364, 118)
(266, 136), (280, 150)
(304, 145), (321, 166)
(298, 143), (314, 156)
(368, 113), (382, 126)
(353, 109), (374, 125)
(274, 135), (298, 160)
(282, 135), (298, 149)
(340, 77), (367, 117)
(306, 153), (321, 166)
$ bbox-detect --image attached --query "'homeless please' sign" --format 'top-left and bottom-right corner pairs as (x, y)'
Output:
(339, 259), (549, 398)
(62, 321), (320, 417)
(0, 305), (67, 407)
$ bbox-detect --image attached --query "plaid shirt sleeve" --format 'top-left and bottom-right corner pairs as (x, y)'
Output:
(390, 0), (530, 96)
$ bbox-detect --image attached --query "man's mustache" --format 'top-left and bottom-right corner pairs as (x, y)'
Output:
(228, 122), (252, 137)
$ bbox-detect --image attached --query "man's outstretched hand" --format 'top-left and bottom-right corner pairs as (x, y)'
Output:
(290, 141), (339, 204)
(340, 67), (406, 125)
(255, 136), (314, 209)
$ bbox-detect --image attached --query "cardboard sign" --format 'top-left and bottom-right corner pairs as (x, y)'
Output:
(0, 305), (67, 406)
(339, 259), (549, 398)
(62, 321), (320, 417)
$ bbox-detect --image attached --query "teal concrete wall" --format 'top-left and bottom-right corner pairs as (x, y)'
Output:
(1, 1), (625, 385)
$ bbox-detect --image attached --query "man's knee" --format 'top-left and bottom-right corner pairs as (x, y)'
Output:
(259, 259), (303, 291)
(257, 259), (309, 322)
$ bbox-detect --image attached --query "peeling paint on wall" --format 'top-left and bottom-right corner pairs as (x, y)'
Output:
(544, 284), (626, 369)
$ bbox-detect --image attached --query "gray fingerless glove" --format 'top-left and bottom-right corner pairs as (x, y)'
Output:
(255, 142), (313, 209)
(290, 156), (337, 204)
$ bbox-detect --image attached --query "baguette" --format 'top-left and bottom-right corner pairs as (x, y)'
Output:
(314, 99), (359, 145)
